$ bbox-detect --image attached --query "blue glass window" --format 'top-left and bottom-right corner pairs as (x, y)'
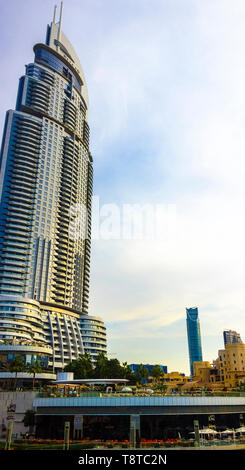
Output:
(35, 48), (81, 93)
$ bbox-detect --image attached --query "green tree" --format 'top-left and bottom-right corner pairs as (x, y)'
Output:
(135, 364), (149, 385)
(93, 352), (109, 378)
(122, 362), (130, 376)
(23, 409), (36, 434)
(152, 381), (168, 394)
(106, 358), (125, 378)
(151, 365), (163, 382)
(122, 362), (137, 384)
(64, 353), (137, 385)
(27, 360), (42, 390)
(9, 354), (24, 390)
(239, 381), (245, 392)
(64, 352), (94, 379)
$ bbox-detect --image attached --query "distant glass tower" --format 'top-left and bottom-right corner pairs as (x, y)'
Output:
(223, 330), (242, 347)
(0, 3), (106, 378)
(186, 307), (203, 377)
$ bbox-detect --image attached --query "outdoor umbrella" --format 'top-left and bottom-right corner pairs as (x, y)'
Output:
(199, 428), (218, 435)
(121, 387), (133, 392)
(189, 428), (217, 435)
(235, 427), (245, 433)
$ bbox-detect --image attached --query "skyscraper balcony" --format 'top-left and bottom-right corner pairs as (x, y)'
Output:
(0, 4), (107, 376)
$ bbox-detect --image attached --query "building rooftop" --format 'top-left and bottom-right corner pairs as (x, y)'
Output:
(53, 378), (129, 385)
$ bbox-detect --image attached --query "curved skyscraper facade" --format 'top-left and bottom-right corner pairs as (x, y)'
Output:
(0, 4), (106, 376)
(186, 307), (203, 377)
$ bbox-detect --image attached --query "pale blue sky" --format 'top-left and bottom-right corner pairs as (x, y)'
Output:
(1, 0), (245, 375)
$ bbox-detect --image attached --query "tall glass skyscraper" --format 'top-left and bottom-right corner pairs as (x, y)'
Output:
(223, 330), (242, 347)
(0, 4), (106, 378)
(186, 307), (203, 377)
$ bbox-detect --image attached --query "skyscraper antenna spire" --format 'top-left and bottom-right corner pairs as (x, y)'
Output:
(0, 0), (107, 376)
(57, 1), (63, 42)
(53, 4), (57, 23)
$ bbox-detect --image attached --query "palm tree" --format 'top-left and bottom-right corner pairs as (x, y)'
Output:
(135, 364), (149, 385)
(93, 352), (108, 378)
(151, 365), (163, 383)
(9, 355), (24, 390)
(239, 381), (245, 392)
(122, 361), (131, 378)
(23, 409), (36, 434)
(64, 352), (94, 379)
(152, 381), (168, 394)
(27, 360), (42, 390)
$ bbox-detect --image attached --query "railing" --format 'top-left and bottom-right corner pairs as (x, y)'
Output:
(36, 389), (245, 399)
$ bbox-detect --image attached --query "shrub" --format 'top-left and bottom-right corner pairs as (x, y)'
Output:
(80, 442), (96, 449)
(181, 441), (192, 447)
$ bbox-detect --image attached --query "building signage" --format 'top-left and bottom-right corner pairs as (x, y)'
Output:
(7, 403), (16, 421)
(74, 415), (83, 430)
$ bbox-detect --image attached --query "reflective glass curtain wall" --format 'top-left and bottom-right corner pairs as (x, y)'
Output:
(186, 307), (203, 377)
(0, 5), (107, 371)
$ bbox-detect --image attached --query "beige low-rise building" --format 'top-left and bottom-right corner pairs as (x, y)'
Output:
(147, 370), (191, 391)
(218, 342), (245, 388)
(156, 371), (191, 391)
(192, 361), (221, 388)
(192, 342), (245, 389)
(193, 361), (211, 383)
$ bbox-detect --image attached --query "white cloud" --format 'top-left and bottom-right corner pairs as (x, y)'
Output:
(76, 0), (245, 368)
(2, 0), (245, 371)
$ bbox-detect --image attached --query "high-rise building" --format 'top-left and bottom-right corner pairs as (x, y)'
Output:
(217, 342), (245, 388)
(0, 4), (106, 379)
(186, 307), (203, 377)
(223, 330), (242, 347)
